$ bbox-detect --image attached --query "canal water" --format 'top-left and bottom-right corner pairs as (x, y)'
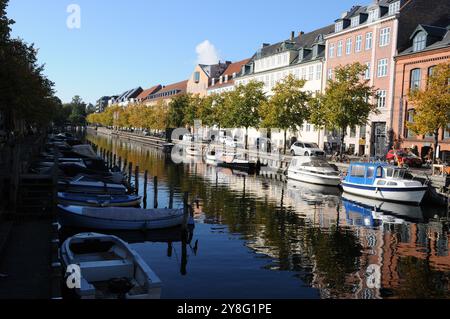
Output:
(84, 132), (450, 299)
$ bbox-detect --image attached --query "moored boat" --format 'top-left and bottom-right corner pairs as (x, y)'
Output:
(287, 156), (341, 186)
(342, 162), (428, 205)
(58, 176), (128, 195)
(60, 232), (162, 299)
(58, 193), (142, 207)
(58, 205), (185, 230)
(185, 145), (202, 156)
(216, 151), (257, 173)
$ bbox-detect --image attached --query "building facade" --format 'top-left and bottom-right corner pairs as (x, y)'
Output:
(392, 24), (450, 159)
(187, 62), (230, 97)
(233, 27), (334, 150)
(324, 0), (450, 157)
(145, 80), (188, 106)
(207, 58), (252, 95)
(136, 85), (162, 104)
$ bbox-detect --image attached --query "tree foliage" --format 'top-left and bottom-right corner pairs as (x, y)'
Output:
(261, 74), (310, 153)
(407, 62), (450, 162)
(310, 63), (378, 158)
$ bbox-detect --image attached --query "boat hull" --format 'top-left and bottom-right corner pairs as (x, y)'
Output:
(342, 182), (427, 205)
(58, 206), (185, 230)
(58, 193), (141, 207)
(287, 170), (341, 186)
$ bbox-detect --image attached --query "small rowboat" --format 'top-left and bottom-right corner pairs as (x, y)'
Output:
(61, 232), (162, 299)
(58, 177), (128, 195)
(58, 193), (142, 207)
(58, 205), (185, 230)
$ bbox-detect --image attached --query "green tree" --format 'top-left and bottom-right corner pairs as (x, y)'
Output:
(228, 81), (266, 149)
(407, 62), (450, 163)
(261, 74), (310, 154)
(168, 94), (190, 128)
(310, 63), (378, 160)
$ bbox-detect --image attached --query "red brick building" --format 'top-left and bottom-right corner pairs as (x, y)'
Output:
(392, 24), (450, 159)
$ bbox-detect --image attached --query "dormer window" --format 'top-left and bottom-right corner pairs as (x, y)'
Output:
(335, 21), (344, 32)
(413, 31), (427, 52)
(219, 76), (223, 84)
(389, 1), (401, 15)
(368, 9), (379, 23)
(351, 17), (359, 27)
(232, 72), (237, 79)
(224, 75), (229, 83)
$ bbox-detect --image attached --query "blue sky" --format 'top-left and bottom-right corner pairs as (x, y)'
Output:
(7, 0), (361, 104)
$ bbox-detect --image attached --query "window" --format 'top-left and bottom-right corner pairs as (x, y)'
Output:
(351, 17), (359, 27)
(389, 1), (401, 15)
(379, 27), (391, 47)
(364, 62), (371, 80)
(306, 124), (311, 132)
(337, 40), (343, 56)
(377, 90), (387, 108)
(335, 21), (343, 32)
(329, 43), (335, 58)
(308, 66), (314, 80)
(413, 32), (427, 52)
(350, 165), (366, 177)
(410, 68), (421, 91)
(194, 72), (200, 83)
(368, 9), (378, 23)
(377, 58), (388, 77)
(327, 68), (333, 80)
(301, 67), (307, 80)
(350, 127), (356, 138)
(316, 64), (322, 80)
(444, 123), (450, 139)
(355, 35), (362, 52)
(367, 167), (375, 179)
(346, 38), (352, 55)
(366, 32), (373, 50)
(407, 110), (415, 138)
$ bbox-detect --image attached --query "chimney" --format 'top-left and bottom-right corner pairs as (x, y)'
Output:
(298, 31), (304, 42)
(290, 31), (295, 41)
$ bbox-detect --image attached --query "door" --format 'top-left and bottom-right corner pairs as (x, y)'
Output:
(372, 122), (386, 158)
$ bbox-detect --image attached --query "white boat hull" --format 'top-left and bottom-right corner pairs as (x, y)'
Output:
(342, 183), (427, 205)
(287, 170), (341, 186)
(58, 206), (185, 230)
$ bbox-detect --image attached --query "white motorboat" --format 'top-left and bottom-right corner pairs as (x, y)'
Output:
(287, 156), (341, 186)
(58, 205), (185, 230)
(342, 163), (428, 205)
(60, 232), (162, 299)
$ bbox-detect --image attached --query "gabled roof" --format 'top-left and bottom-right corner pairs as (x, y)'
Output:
(398, 24), (450, 56)
(157, 80), (188, 94)
(208, 58), (252, 90)
(409, 24), (448, 40)
(256, 24), (334, 59)
(137, 85), (162, 100)
(146, 80), (188, 103)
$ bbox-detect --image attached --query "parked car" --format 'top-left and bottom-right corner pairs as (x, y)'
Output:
(290, 142), (325, 156)
(386, 149), (423, 168)
(224, 137), (237, 148)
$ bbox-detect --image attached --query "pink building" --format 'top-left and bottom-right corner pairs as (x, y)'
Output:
(323, 0), (450, 157)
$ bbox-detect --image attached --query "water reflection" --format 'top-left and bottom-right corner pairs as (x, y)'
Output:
(86, 132), (450, 299)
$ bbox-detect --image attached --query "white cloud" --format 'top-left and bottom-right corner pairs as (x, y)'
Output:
(195, 40), (220, 65)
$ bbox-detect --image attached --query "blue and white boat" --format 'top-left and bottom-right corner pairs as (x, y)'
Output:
(58, 193), (142, 207)
(342, 162), (428, 205)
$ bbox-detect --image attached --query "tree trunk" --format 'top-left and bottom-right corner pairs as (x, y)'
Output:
(284, 130), (287, 155)
(433, 129), (439, 164)
(340, 127), (346, 162)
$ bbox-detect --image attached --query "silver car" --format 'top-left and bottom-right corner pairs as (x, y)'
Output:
(290, 142), (325, 156)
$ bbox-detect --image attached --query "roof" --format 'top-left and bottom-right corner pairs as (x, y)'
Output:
(208, 58), (252, 89)
(137, 85), (162, 100)
(257, 24), (334, 59)
(398, 24), (450, 56)
(146, 80), (188, 102)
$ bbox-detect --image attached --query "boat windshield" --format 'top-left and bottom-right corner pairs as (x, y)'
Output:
(384, 167), (406, 179)
(301, 160), (331, 168)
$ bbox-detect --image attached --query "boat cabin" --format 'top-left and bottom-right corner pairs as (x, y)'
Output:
(346, 163), (408, 186)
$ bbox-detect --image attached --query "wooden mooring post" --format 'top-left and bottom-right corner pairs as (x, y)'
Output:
(182, 192), (189, 230)
(118, 157), (122, 171)
(153, 176), (158, 208)
(134, 165), (139, 194)
(143, 170), (148, 209)
(128, 162), (133, 188)
(113, 154), (117, 167)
